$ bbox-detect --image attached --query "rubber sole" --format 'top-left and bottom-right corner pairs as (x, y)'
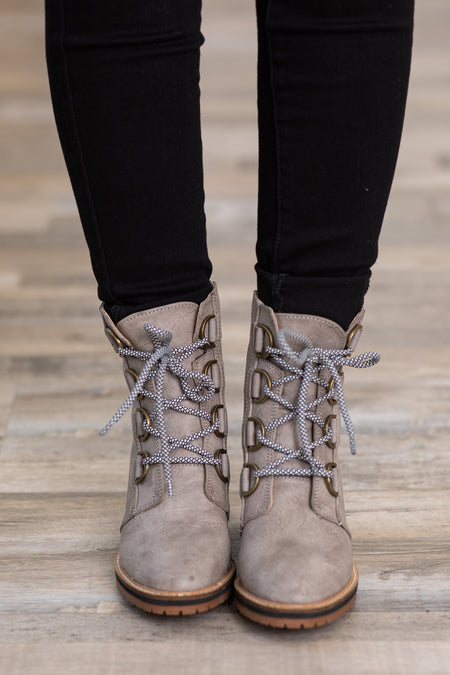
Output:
(114, 550), (236, 616)
(234, 562), (358, 629)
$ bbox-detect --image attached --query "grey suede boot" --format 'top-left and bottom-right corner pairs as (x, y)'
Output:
(101, 284), (235, 615)
(234, 293), (379, 628)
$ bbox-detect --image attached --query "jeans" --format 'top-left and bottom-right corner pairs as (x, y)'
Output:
(45, 0), (414, 328)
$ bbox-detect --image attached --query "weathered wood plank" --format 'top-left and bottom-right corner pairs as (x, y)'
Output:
(0, 611), (449, 644)
(2, 641), (450, 675)
(1, 0), (450, 672)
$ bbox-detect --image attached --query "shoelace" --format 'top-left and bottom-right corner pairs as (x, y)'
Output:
(101, 324), (222, 497)
(252, 328), (380, 480)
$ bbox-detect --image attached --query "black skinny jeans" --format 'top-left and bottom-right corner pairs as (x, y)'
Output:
(46, 0), (414, 329)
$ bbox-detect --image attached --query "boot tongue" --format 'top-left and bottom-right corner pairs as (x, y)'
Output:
(276, 313), (347, 351)
(274, 329), (313, 369)
(117, 301), (199, 352)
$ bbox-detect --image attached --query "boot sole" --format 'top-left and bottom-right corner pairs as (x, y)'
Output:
(234, 561), (358, 629)
(114, 550), (236, 616)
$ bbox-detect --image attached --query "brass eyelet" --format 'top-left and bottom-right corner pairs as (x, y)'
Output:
(125, 368), (145, 401)
(323, 414), (336, 449)
(345, 324), (362, 350)
(255, 323), (274, 359)
(242, 462), (260, 497)
(326, 376), (337, 406)
(210, 403), (225, 438)
(251, 369), (272, 404)
(135, 450), (150, 484)
(137, 406), (152, 442)
(199, 314), (216, 349)
(214, 448), (229, 483)
(325, 461), (338, 497)
(105, 327), (127, 354)
(247, 416), (266, 451)
(202, 359), (219, 393)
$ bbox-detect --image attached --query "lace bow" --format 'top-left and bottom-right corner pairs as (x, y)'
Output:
(252, 328), (380, 480)
(101, 324), (222, 497)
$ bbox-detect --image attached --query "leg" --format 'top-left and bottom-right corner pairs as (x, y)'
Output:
(45, 0), (212, 318)
(255, 0), (414, 328)
(46, 0), (234, 614)
(236, 0), (414, 628)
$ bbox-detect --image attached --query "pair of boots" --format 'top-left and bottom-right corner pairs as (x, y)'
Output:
(100, 284), (379, 629)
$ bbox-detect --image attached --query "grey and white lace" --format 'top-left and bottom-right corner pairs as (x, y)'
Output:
(252, 328), (380, 481)
(101, 324), (222, 497)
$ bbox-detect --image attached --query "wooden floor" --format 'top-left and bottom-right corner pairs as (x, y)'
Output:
(1, 1), (450, 673)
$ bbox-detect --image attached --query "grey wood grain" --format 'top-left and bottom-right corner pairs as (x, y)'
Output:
(1, 0), (449, 673)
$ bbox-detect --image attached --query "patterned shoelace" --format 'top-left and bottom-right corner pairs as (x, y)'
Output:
(252, 328), (380, 481)
(101, 324), (222, 497)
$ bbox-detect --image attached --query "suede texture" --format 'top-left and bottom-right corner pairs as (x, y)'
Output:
(238, 292), (364, 604)
(101, 283), (231, 592)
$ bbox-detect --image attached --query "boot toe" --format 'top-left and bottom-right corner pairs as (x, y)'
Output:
(238, 514), (353, 605)
(118, 506), (231, 592)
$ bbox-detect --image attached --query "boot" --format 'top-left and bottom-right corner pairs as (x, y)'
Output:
(101, 283), (235, 615)
(234, 293), (379, 628)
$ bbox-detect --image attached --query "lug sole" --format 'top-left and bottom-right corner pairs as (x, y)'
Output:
(234, 561), (358, 629)
(114, 550), (236, 616)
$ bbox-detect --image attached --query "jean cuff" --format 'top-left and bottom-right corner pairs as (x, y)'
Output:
(255, 264), (370, 330)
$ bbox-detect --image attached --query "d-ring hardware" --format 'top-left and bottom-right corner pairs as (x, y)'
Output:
(345, 324), (362, 350)
(324, 461), (338, 497)
(199, 315), (216, 349)
(251, 369), (272, 404)
(202, 359), (219, 393)
(323, 414), (336, 449)
(210, 404), (225, 438)
(247, 416), (266, 451)
(255, 324), (274, 359)
(137, 406), (152, 442)
(326, 376), (337, 406)
(136, 450), (150, 485)
(214, 448), (229, 483)
(242, 462), (260, 497)
(105, 327), (127, 354)
(125, 368), (145, 401)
